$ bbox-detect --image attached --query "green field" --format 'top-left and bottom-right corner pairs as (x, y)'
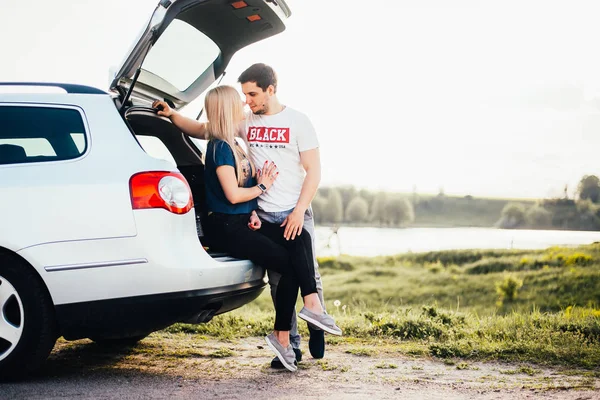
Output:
(165, 243), (600, 370)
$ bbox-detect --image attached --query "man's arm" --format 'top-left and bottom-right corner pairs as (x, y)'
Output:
(281, 148), (321, 240)
(151, 100), (207, 139)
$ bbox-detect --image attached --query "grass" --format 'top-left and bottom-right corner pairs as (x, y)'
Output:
(162, 243), (600, 370)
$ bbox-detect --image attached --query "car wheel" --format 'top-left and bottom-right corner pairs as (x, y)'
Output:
(0, 252), (57, 381)
(92, 334), (149, 348)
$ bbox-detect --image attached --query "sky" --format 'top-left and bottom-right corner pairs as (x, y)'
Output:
(4, 0), (600, 199)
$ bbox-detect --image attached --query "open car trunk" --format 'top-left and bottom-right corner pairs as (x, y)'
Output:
(126, 108), (226, 257)
(110, 0), (290, 110)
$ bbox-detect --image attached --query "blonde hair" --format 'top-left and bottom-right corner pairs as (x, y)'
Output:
(205, 85), (255, 185)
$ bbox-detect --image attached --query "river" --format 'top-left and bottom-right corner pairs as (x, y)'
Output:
(314, 226), (600, 257)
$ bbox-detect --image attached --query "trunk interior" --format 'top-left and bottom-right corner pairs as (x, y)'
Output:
(125, 107), (228, 258)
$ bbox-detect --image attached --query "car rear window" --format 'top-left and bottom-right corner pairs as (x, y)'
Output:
(0, 106), (87, 165)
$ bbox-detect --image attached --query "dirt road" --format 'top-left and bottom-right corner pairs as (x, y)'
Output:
(2, 335), (598, 399)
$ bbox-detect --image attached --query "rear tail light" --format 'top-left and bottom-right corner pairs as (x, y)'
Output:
(130, 171), (193, 214)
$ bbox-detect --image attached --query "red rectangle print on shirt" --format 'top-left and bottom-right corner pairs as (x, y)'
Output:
(247, 127), (290, 143)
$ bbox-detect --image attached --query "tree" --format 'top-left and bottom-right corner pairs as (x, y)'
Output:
(370, 191), (387, 225)
(310, 195), (327, 224)
(345, 196), (369, 223)
(525, 205), (552, 228)
(496, 203), (526, 228)
(383, 197), (415, 226)
(358, 189), (375, 213)
(577, 175), (600, 203)
(337, 185), (357, 215)
(322, 188), (343, 223)
(576, 199), (600, 230)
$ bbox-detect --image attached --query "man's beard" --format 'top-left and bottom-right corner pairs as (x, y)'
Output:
(253, 103), (268, 115)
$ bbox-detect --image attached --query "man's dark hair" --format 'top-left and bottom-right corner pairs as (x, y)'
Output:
(238, 63), (278, 93)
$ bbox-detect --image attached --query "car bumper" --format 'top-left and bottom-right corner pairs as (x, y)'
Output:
(55, 277), (267, 340)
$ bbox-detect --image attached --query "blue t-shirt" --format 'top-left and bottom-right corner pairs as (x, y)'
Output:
(204, 139), (257, 214)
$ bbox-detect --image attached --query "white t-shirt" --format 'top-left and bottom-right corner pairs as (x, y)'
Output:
(242, 106), (319, 212)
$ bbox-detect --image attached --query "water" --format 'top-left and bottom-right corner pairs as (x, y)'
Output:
(314, 226), (600, 257)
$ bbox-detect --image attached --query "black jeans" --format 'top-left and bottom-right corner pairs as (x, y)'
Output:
(206, 212), (317, 331)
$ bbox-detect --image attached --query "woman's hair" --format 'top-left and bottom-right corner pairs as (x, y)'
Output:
(205, 85), (255, 185)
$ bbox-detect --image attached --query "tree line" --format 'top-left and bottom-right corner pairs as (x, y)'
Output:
(497, 175), (600, 231)
(311, 186), (415, 226)
(313, 174), (600, 231)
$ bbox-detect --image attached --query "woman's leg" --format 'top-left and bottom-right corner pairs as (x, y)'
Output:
(258, 221), (342, 336)
(208, 214), (300, 336)
(257, 223), (323, 311)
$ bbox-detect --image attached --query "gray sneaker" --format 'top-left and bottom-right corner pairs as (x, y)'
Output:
(298, 307), (343, 336)
(265, 333), (298, 372)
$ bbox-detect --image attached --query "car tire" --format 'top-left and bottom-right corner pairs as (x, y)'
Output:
(92, 334), (149, 348)
(0, 252), (57, 381)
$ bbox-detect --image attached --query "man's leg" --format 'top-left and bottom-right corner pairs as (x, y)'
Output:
(302, 207), (326, 359)
(302, 208), (325, 310)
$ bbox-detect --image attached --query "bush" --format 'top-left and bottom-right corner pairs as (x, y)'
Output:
(496, 275), (523, 304)
(565, 253), (594, 266)
(466, 258), (520, 274)
(398, 249), (532, 267)
(317, 256), (355, 271)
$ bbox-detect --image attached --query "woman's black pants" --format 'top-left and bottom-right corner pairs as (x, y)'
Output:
(206, 212), (317, 331)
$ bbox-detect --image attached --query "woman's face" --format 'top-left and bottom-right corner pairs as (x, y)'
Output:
(234, 99), (245, 123)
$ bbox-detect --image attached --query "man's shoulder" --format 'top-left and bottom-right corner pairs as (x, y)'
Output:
(284, 105), (308, 118)
(282, 107), (315, 129)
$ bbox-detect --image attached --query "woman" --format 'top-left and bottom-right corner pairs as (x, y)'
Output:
(202, 85), (341, 372)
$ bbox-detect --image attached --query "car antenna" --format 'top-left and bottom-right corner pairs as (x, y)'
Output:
(120, 66), (142, 115)
(195, 71), (227, 120)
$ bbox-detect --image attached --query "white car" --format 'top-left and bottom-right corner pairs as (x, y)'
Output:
(0, 0), (290, 380)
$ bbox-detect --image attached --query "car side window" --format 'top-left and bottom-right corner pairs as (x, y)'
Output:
(0, 106), (87, 165)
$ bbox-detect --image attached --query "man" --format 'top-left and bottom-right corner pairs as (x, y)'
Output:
(152, 63), (327, 368)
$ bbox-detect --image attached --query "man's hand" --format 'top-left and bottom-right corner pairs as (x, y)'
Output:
(248, 213), (262, 231)
(281, 209), (304, 240)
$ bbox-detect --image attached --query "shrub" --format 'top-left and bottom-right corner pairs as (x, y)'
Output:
(317, 256), (355, 271)
(465, 258), (520, 274)
(496, 275), (524, 304)
(565, 253), (594, 266)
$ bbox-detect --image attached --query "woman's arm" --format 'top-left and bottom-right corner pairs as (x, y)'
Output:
(216, 161), (278, 204)
(152, 100), (207, 139)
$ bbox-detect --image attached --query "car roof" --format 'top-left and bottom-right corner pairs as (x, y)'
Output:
(0, 82), (107, 95)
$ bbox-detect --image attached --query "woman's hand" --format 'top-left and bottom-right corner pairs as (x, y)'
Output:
(256, 161), (278, 190)
(248, 212), (262, 231)
(151, 100), (174, 118)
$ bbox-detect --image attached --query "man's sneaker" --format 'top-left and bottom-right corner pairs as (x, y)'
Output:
(270, 348), (302, 369)
(298, 307), (342, 336)
(265, 333), (297, 372)
(308, 324), (325, 359)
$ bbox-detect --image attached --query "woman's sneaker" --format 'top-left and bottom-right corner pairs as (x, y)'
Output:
(298, 307), (342, 336)
(264, 333), (298, 372)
